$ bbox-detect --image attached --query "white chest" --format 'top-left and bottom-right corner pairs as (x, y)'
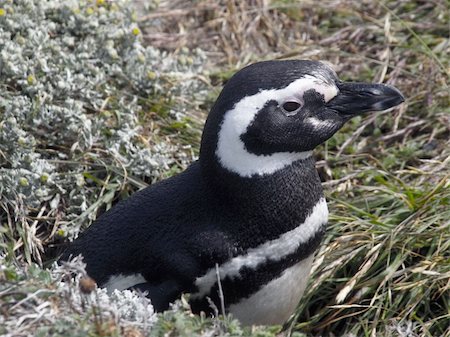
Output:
(192, 198), (328, 300)
(228, 254), (315, 325)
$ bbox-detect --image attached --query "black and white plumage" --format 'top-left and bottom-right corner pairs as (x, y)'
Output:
(61, 60), (404, 325)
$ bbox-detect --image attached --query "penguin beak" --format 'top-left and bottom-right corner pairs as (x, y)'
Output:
(327, 82), (405, 116)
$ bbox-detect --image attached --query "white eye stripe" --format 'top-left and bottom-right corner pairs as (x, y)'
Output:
(306, 117), (336, 130)
(215, 76), (338, 177)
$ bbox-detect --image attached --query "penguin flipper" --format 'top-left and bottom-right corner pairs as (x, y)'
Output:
(131, 279), (183, 312)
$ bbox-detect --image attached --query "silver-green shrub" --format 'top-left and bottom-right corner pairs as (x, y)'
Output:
(0, 0), (207, 256)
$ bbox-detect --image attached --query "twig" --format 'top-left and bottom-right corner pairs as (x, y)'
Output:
(215, 263), (226, 317)
(336, 114), (377, 158)
(378, 120), (426, 142)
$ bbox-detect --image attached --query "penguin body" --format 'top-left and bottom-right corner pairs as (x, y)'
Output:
(62, 60), (404, 325)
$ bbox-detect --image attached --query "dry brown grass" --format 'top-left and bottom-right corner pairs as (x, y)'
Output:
(138, 1), (449, 336)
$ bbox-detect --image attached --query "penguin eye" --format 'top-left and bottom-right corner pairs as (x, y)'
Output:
(281, 101), (302, 116)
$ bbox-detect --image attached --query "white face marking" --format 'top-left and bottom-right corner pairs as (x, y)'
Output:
(305, 116), (337, 130)
(228, 254), (314, 325)
(104, 273), (146, 292)
(216, 76), (338, 177)
(191, 198), (328, 300)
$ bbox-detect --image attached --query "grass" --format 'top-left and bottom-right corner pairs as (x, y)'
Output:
(1, 0), (449, 336)
(143, 4), (449, 335)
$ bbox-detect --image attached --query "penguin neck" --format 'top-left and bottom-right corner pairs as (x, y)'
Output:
(201, 153), (321, 199)
(199, 102), (324, 239)
(200, 151), (324, 240)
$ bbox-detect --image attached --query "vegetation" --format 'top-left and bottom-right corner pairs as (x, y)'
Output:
(1, 0), (448, 336)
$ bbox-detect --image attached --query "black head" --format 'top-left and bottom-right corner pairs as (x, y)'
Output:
(200, 60), (404, 177)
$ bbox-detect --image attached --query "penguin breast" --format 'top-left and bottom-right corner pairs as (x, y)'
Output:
(228, 254), (314, 325)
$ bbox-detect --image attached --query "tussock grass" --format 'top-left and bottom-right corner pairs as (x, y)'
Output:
(295, 159), (449, 336)
(145, 2), (449, 335)
(124, 0), (450, 336)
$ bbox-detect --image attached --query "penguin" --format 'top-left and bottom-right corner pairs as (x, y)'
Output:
(61, 60), (404, 325)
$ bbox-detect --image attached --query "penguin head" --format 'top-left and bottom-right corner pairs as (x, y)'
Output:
(200, 60), (404, 177)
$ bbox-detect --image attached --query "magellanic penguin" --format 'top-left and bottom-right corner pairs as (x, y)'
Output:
(61, 60), (404, 325)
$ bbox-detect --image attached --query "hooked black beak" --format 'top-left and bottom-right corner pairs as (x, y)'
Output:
(327, 82), (405, 116)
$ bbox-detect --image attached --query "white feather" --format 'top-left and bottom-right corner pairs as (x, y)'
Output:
(191, 198), (328, 299)
(216, 76), (338, 177)
(305, 116), (336, 130)
(104, 273), (146, 292)
(228, 254), (314, 325)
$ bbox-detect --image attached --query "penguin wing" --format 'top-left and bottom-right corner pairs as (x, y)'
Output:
(61, 162), (233, 302)
(128, 279), (182, 311)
